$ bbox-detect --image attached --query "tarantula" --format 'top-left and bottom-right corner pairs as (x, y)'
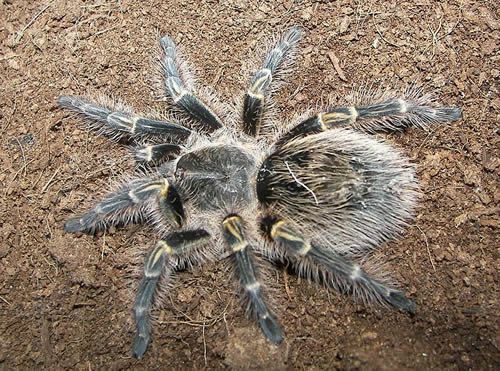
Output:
(59, 26), (461, 358)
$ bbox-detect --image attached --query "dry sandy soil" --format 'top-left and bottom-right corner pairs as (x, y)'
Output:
(0, 0), (498, 369)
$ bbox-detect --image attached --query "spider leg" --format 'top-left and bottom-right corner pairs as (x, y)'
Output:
(132, 143), (182, 165)
(58, 95), (191, 141)
(243, 27), (302, 136)
(222, 215), (283, 344)
(262, 217), (416, 314)
(159, 36), (223, 132)
(276, 93), (462, 145)
(133, 229), (210, 358)
(65, 178), (185, 233)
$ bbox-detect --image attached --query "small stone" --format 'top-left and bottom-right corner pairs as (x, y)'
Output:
(477, 191), (491, 205)
(463, 165), (481, 186)
(479, 218), (498, 228)
(361, 331), (378, 340)
(463, 277), (471, 286)
(200, 299), (215, 318)
(482, 151), (499, 171)
(177, 286), (196, 303)
(339, 16), (350, 34)
(7, 58), (19, 70)
(225, 327), (286, 369)
(301, 7), (313, 21)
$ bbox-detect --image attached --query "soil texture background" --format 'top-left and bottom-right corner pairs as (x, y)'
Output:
(0, 0), (498, 369)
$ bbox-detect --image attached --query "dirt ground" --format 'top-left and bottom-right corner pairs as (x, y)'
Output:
(0, 0), (498, 369)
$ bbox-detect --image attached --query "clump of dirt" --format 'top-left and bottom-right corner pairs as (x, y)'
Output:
(0, 0), (498, 369)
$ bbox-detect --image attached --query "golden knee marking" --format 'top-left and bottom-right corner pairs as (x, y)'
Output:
(350, 264), (362, 281)
(246, 90), (265, 99)
(249, 69), (272, 95)
(397, 99), (408, 113)
(128, 190), (140, 204)
(159, 178), (170, 197)
(269, 219), (285, 239)
(270, 219), (311, 255)
(231, 241), (248, 252)
(317, 114), (328, 131)
(155, 240), (173, 256)
(321, 108), (358, 126)
(297, 242), (312, 256)
(222, 215), (247, 250)
(131, 116), (138, 134)
(270, 220), (304, 243)
(144, 146), (153, 162)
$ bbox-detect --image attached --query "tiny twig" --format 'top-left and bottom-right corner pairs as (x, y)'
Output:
(14, 137), (28, 176)
(4, 158), (36, 196)
(416, 225), (436, 272)
(41, 167), (60, 193)
(0, 295), (11, 305)
(284, 161), (318, 205)
(91, 26), (117, 38)
(283, 270), (292, 300)
(374, 23), (402, 48)
(202, 320), (207, 367)
(14, 3), (51, 45)
(428, 19), (443, 59)
(327, 52), (347, 82)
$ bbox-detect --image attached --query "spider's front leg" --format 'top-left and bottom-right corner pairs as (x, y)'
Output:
(262, 217), (416, 314)
(276, 88), (462, 145)
(58, 95), (192, 141)
(159, 36), (224, 132)
(222, 215), (283, 344)
(65, 177), (184, 233)
(243, 26), (302, 136)
(133, 229), (210, 358)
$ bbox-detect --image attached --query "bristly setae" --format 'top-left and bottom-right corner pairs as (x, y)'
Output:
(58, 26), (462, 358)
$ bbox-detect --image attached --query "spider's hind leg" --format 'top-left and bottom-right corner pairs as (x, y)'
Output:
(243, 27), (302, 137)
(222, 215), (283, 344)
(262, 217), (416, 314)
(133, 229), (210, 358)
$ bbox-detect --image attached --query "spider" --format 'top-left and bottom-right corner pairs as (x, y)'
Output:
(58, 26), (461, 358)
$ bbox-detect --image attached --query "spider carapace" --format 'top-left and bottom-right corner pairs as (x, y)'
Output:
(59, 26), (461, 358)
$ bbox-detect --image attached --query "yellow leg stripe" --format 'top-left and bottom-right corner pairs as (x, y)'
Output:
(269, 220), (285, 239)
(269, 219), (311, 255)
(231, 241), (248, 252)
(321, 109), (357, 125)
(159, 178), (170, 197)
(270, 220), (304, 242)
(297, 242), (312, 256)
(222, 215), (248, 251)
(155, 240), (173, 257)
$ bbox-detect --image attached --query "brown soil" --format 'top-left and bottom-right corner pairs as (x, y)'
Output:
(1, 0), (498, 369)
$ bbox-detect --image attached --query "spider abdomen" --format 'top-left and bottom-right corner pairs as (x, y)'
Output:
(175, 145), (256, 210)
(257, 129), (419, 253)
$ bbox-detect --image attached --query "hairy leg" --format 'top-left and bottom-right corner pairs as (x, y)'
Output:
(58, 95), (191, 141)
(242, 27), (302, 136)
(222, 215), (283, 344)
(276, 86), (462, 146)
(159, 36), (224, 132)
(65, 177), (185, 233)
(262, 217), (415, 313)
(133, 230), (210, 358)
